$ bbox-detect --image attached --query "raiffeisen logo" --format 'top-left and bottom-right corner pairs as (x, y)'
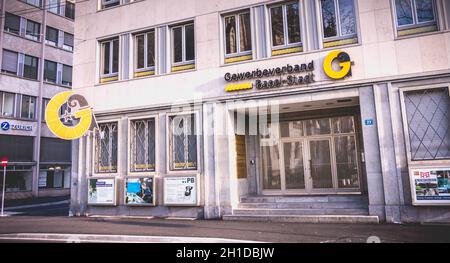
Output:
(323, 50), (353, 80)
(45, 91), (95, 140)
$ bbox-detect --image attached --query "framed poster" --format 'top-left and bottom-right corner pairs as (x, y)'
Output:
(163, 175), (199, 206)
(410, 168), (450, 206)
(88, 178), (117, 206)
(125, 177), (155, 206)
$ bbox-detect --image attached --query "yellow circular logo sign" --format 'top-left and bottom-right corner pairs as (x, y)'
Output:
(45, 91), (94, 140)
(323, 50), (352, 80)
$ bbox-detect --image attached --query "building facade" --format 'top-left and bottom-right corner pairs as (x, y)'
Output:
(70, 0), (450, 223)
(0, 0), (74, 200)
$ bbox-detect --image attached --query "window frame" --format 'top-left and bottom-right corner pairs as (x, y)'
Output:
(25, 19), (41, 42)
(166, 111), (200, 174)
(128, 115), (159, 175)
(45, 26), (59, 46)
(19, 94), (36, 120)
(23, 54), (39, 80)
(393, 0), (437, 30)
(1, 49), (19, 75)
(92, 120), (121, 176)
(44, 59), (58, 84)
(170, 22), (195, 67)
(318, 0), (358, 42)
(222, 10), (253, 59)
(63, 32), (74, 52)
(4, 13), (21, 35)
(99, 37), (120, 81)
(268, 1), (303, 51)
(1, 92), (16, 118)
(61, 64), (72, 87)
(101, 0), (121, 9)
(134, 30), (156, 75)
(399, 84), (450, 165)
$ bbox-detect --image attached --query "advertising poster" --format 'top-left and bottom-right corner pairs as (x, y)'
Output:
(164, 176), (197, 206)
(125, 177), (155, 205)
(411, 168), (450, 205)
(88, 178), (116, 205)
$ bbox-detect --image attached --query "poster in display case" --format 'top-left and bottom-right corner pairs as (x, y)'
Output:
(88, 178), (117, 206)
(163, 175), (198, 206)
(125, 177), (155, 206)
(410, 167), (450, 205)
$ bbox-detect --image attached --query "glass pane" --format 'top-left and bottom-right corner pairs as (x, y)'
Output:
(310, 140), (333, 189)
(173, 117), (185, 168)
(306, 118), (331, 136)
(187, 114), (197, 168)
(286, 3), (301, 44)
(338, 0), (356, 35)
(395, 0), (414, 26)
(26, 20), (40, 40)
(270, 6), (285, 46)
(2, 50), (18, 74)
(136, 35), (145, 69)
(284, 142), (305, 189)
(3, 93), (15, 117)
(102, 42), (110, 75)
(21, 96), (31, 118)
(280, 121), (303, 138)
(23, 56), (38, 79)
(147, 32), (155, 67)
(332, 116), (355, 134)
(225, 16), (237, 54)
(131, 119), (155, 172)
(96, 123), (118, 173)
(173, 27), (183, 63)
(185, 24), (195, 61)
(112, 39), (119, 73)
(44, 60), (57, 83)
(416, 0), (435, 23)
(5, 13), (21, 34)
(46, 27), (58, 43)
(239, 13), (252, 52)
(261, 144), (281, 190)
(62, 65), (72, 86)
(29, 97), (35, 119)
(321, 0), (338, 38)
(49, 0), (59, 13)
(335, 136), (359, 188)
(170, 114), (197, 170)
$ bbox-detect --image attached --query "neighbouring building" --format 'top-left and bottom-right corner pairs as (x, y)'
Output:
(70, 0), (450, 223)
(0, 0), (74, 200)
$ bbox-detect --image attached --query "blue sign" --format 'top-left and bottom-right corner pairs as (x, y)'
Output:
(1, 122), (10, 131)
(364, 119), (374, 126)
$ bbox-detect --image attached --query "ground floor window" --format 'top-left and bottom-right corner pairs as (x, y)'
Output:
(95, 122), (118, 174)
(0, 168), (33, 192)
(130, 118), (156, 172)
(39, 166), (71, 189)
(168, 113), (197, 171)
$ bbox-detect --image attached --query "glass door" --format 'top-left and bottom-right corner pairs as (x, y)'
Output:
(282, 141), (306, 190)
(308, 138), (334, 190)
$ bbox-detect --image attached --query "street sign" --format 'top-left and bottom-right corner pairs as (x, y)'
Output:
(1, 157), (7, 167)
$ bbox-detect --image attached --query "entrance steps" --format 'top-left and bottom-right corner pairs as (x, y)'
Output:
(223, 195), (379, 224)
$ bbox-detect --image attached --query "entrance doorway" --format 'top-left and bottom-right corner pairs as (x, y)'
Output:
(260, 115), (361, 195)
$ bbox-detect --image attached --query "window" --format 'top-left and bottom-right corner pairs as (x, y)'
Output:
(130, 118), (156, 172)
(4, 13), (21, 35)
(95, 122), (118, 173)
(223, 11), (252, 63)
(320, 0), (357, 47)
(1, 92), (15, 117)
(171, 23), (195, 70)
(269, 2), (302, 55)
(44, 60), (57, 83)
(49, 0), (60, 14)
(1, 50), (18, 75)
(403, 88), (450, 160)
(23, 55), (39, 80)
(394, 0), (437, 36)
(46, 26), (59, 46)
(20, 95), (36, 120)
(135, 31), (155, 76)
(100, 38), (119, 82)
(65, 1), (75, 19)
(42, 98), (70, 123)
(62, 64), (72, 86)
(102, 0), (120, 9)
(168, 113), (197, 171)
(63, 32), (74, 51)
(24, 0), (42, 7)
(25, 19), (41, 41)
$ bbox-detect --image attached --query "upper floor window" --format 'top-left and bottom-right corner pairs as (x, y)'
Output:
(46, 26), (59, 46)
(2, 50), (39, 80)
(65, 1), (75, 19)
(102, 0), (120, 9)
(25, 19), (41, 42)
(49, 0), (75, 20)
(24, 0), (42, 7)
(0, 92), (16, 117)
(95, 122), (118, 174)
(63, 32), (74, 51)
(269, 2), (302, 56)
(394, 0), (437, 36)
(20, 95), (36, 120)
(134, 30), (155, 77)
(171, 23), (195, 72)
(4, 13), (21, 35)
(23, 54), (39, 80)
(168, 113), (198, 171)
(44, 60), (58, 83)
(130, 118), (156, 172)
(100, 38), (119, 83)
(223, 11), (252, 63)
(1, 50), (19, 75)
(320, 0), (358, 48)
(62, 64), (72, 86)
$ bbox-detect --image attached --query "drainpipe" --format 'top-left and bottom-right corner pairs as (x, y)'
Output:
(33, 0), (47, 197)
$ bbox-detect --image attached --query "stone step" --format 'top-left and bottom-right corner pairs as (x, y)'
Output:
(240, 195), (368, 204)
(223, 215), (379, 224)
(232, 208), (369, 216)
(238, 202), (368, 209)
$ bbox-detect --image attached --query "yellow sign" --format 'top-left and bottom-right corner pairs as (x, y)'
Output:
(45, 91), (94, 140)
(323, 50), (352, 80)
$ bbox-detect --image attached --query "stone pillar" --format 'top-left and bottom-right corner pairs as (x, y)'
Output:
(203, 103), (219, 219)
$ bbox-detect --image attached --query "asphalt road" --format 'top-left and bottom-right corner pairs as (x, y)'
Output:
(0, 215), (449, 243)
